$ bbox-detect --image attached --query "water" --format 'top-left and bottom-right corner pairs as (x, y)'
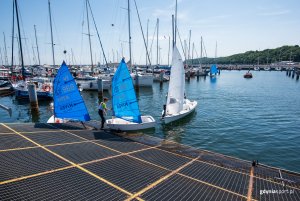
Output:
(1, 71), (300, 172)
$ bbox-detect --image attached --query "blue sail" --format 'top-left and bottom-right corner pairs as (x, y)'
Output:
(112, 58), (142, 123)
(210, 64), (218, 74)
(53, 61), (90, 121)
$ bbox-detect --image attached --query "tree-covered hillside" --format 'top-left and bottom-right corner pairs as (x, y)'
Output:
(188, 45), (300, 65)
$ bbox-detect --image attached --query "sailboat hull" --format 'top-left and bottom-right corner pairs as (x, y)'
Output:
(106, 115), (156, 131)
(14, 88), (53, 100)
(47, 115), (69, 123)
(162, 100), (197, 124)
(77, 79), (111, 91)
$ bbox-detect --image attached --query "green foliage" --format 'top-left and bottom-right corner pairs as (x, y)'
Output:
(188, 45), (300, 65)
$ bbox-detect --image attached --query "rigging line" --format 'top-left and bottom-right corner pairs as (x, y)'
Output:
(0, 46), (3, 65)
(133, 0), (151, 66)
(17, 2), (31, 65)
(87, 0), (108, 68)
(176, 26), (186, 61)
(11, 0), (15, 68)
(149, 21), (157, 65)
(79, 0), (85, 66)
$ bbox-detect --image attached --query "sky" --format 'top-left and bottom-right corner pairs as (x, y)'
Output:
(0, 0), (299, 66)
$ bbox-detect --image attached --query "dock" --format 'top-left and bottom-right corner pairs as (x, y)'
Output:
(0, 122), (299, 201)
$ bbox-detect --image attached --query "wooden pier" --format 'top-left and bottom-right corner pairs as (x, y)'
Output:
(0, 122), (299, 200)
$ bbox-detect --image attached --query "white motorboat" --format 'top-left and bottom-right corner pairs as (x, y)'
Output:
(131, 72), (153, 87)
(76, 74), (111, 91)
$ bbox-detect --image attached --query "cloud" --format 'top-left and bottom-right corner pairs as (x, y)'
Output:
(258, 10), (290, 16)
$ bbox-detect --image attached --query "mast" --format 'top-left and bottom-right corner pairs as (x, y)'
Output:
(128, 0), (132, 71)
(3, 33), (8, 66)
(168, 36), (170, 66)
(0, 47), (3, 65)
(188, 29), (191, 65)
(215, 41), (217, 64)
(11, 0), (15, 72)
(146, 19), (149, 66)
(15, 0), (25, 80)
(156, 18), (159, 66)
(48, 0), (55, 67)
(191, 42), (194, 65)
(172, 15), (174, 48)
(34, 25), (41, 66)
(200, 36), (203, 68)
(87, 0), (108, 68)
(174, 0), (177, 45)
(86, 0), (93, 73)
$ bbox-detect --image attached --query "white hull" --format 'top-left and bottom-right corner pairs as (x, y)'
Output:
(77, 79), (111, 91)
(162, 99), (197, 124)
(132, 73), (153, 87)
(47, 115), (69, 123)
(106, 115), (156, 131)
(153, 74), (169, 82)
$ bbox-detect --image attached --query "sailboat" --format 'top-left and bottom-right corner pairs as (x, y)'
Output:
(106, 58), (156, 131)
(47, 61), (91, 123)
(210, 64), (218, 77)
(161, 45), (197, 124)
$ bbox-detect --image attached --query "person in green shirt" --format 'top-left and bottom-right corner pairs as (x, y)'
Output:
(98, 97), (109, 129)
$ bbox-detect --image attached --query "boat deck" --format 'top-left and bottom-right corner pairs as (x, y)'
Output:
(0, 122), (299, 201)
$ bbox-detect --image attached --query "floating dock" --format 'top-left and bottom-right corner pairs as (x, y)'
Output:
(0, 122), (299, 201)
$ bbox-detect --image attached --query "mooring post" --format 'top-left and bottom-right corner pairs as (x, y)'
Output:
(218, 68), (221, 75)
(292, 70), (295, 79)
(134, 73), (139, 91)
(187, 70), (190, 80)
(97, 78), (103, 98)
(296, 73), (299, 80)
(159, 71), (164, 84)
(28, 83), (38, 110)
(286, 69), (288, 76)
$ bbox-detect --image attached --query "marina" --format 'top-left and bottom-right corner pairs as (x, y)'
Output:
(1, 71), (300, 173)
(1, 0), (300, 200)
(0, 122), (299, 200)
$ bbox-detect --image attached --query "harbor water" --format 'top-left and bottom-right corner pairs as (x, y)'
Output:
(0, 71), (299, 172)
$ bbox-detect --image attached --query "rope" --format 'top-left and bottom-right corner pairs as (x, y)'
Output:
(0, 90), (15, 97)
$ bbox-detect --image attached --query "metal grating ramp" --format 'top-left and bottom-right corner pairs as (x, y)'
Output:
(84, 156), (170, 193)
(0, 134), (36, 150)
(48, 141), (119, 164)
(22, 131), (85, 145)
(141, 174), (246, 201)
(0, 168), (127, 201)
(0, 147), (69, 182)
(0, 123), (299, 201)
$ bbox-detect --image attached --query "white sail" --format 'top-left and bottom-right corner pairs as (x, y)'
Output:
(166, 45), (185, 115)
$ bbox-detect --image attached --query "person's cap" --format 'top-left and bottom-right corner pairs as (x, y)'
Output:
(103, 97), (109, 101)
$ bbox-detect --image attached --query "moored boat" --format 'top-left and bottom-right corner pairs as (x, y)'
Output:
(47, 61), (91, 123)
(162, 45), (197, 124)
(106, 58), (156, 131)
(244, 71), (253, 78)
